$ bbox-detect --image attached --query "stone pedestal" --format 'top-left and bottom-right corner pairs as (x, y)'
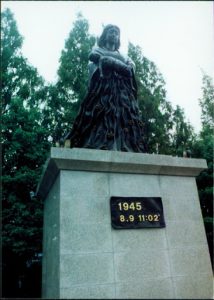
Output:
(37, 147), (213, 299)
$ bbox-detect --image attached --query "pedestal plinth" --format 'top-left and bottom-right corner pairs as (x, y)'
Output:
(37, 147), (213, 299)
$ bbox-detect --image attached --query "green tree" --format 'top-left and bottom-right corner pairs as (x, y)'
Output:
(192, 74), (214, 267)
(2, 98), (50, 257)
(2, 8), (47, 112)
(128, 43), (194, 154)
(58, 12), (96, 102)
(44, 13), (96, 143)
(199, 74), (214, 131)
(171, 105), (195, 157)
(2, 8), (50, 297)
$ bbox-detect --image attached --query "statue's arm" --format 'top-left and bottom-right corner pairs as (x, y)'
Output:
(87, 49), (101, 82)
(89, 48), (132, 77)
(89, 51), (101, 64)
(99, 56), (132, 77)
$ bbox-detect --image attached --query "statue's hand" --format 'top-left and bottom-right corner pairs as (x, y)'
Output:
(100, 56), (114, 66)
(100, 56), (132, 77)
(89, 52), (101, 63)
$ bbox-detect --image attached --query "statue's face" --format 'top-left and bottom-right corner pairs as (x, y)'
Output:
(105, 27), (119, 45)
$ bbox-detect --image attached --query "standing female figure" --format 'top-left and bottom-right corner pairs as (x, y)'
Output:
(67, 24), (146, 152)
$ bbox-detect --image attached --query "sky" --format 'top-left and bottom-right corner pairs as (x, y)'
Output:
(2, 1), (214, 133)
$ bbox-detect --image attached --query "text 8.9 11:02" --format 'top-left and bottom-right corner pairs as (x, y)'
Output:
(110, 196), (166, 229)
(119, 214), (160, 222)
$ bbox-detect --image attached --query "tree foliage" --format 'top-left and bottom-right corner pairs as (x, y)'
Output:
(2, 7), (50, 263)
(58, 13), (96, 101)
(199, 74), (214, 131)
(43, 13), (96, 143)
(2, 9), (47, 113)
(128, 43), (194, 154)
(193, 74), (213, 217)
(171, 105), (195, 157)
(192, 74), (214, 266)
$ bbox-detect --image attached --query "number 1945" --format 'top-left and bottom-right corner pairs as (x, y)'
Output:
(118, 202), (142, 211)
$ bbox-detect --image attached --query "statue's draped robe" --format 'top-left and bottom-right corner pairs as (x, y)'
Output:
(67, 47), (146, 152)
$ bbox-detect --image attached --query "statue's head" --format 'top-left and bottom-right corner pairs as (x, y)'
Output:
(98, 24), (120, 50)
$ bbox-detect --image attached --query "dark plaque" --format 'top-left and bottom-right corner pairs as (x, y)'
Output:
(110, 196), (166, 229)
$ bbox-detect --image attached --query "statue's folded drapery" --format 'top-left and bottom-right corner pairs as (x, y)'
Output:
(67, 45), (146, 152)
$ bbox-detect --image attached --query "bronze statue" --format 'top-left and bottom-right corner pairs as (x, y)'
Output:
(66, 24), (147, 152)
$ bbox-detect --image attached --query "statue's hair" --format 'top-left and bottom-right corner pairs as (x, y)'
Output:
(98, 24), (120, 50)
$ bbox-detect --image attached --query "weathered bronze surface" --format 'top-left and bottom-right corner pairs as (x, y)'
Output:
(66, 24), (147, 152)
